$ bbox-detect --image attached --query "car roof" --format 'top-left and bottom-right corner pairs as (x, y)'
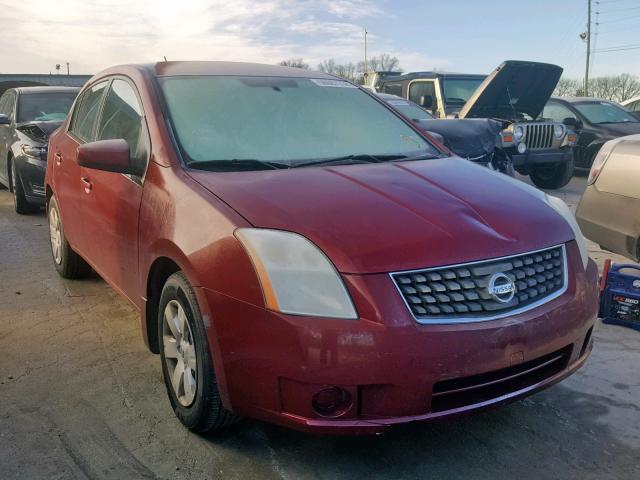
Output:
(621, 96), (640, 105)
(145, 61), (338, 79)
(379, 71), (486, 82)
(376, 93), (407, 101)
(550, 96), (613, 103)
(14, 86), (81, 95)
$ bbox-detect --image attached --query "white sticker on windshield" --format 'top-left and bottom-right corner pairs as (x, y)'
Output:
(310, 78), (358, 88)
(389, 100), (410, 106)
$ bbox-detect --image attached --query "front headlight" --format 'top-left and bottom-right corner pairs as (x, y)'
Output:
(513, 126), (525, 142)
(235, 228), (358, 319)
(554, 124), (566, 139)
(545, 195), (588, 270)
(21, 145), (47, 159)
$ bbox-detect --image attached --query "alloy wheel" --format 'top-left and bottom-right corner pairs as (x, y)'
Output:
(49, 205), (63, 265)
(163, 299), (198, 407)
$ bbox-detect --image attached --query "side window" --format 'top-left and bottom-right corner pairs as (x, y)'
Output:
(0, 92), (15, 118)
(96, 79), (148, 173)
(382, 82), (402, 97)
(408, 81), (436, 108)
(70, 81), (108, 142)
(541, 103), (576, 122)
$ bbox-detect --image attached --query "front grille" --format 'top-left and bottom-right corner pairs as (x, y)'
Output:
(431, 345), (572, 412)
(524, 123), (554, 149)
(391, 245), (567, 323)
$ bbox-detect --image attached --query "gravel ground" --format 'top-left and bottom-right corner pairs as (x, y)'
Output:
(0, 175), (638, 480)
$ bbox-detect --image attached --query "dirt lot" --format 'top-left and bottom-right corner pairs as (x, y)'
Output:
(0, 176), (639, 480)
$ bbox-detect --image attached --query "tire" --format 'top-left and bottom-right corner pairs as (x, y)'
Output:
(529, 156), (575, 190)
(158, 272), (238, 433)
(10, 159), (39, 214)
(48, 196), (92, 278)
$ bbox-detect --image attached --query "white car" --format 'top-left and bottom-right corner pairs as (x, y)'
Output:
(622, 96), (640, 115)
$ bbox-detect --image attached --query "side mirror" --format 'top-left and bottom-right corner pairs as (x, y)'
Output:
(562, 117), (582, 130)
(419, 95), (434, 109)
(77, 139), (139, 175)
(0, 114), (10, 125)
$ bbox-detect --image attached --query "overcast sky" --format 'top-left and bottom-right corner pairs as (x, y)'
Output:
(1, 0), (638, 79)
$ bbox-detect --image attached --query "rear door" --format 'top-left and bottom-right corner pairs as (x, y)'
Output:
(52, 80), (109, 255)
(80, 78), (149, 307)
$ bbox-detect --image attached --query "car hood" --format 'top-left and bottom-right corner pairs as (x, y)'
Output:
(16, 120), (63, 144)
(593, 122), (640, 138)
(414, 118), (502, 158)
(188, 158), (573, 274)
(459, 61), (563, 121)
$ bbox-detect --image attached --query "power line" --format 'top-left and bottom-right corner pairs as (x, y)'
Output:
(596, 13), (640, 24)
(596, 5), (640, 14)
(595, 43), (640, 52)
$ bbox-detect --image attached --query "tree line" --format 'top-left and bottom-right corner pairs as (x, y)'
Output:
(278, 54), (401, 84)
(554, 74), (640, 102)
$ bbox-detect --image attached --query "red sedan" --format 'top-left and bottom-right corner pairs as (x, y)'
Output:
(45, 62), (598, 435)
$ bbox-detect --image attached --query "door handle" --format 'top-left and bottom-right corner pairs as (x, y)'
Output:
(54, 152), (63, 165)
(81, 176), (92, 194)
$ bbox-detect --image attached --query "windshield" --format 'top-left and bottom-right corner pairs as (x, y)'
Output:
(17, 92), (77, 123)
(441, 78), (484, 105)
(385, 98), (434, 121)
(574, 101), (638, 124)
(160, 76), (437, 169)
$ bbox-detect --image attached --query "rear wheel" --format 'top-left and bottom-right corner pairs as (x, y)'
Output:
(10, 159), (39, 214)
(48, 196), (92, 278)
(159, 272), (238, 433)
(529, 156), (575, 190)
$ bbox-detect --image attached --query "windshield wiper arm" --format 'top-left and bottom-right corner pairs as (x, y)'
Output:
(187, 159), (290, 171)
(290, 153), (411, 168)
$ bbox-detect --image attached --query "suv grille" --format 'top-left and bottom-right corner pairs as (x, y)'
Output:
(391, 245), (567, 323)
(525, 123), (554, 149)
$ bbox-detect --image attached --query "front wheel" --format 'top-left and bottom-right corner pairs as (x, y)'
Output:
(11, 159), (39, 214)
(158, 272), (238, 433)
(529, 156), (575, 190)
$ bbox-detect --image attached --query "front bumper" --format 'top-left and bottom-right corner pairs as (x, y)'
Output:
(510, 148), (573, 168)
(14, 154), (46, 205)
(199, 243), (599, 435)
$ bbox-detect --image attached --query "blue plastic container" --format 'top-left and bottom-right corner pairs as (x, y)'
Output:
(600, 264), (640, 331)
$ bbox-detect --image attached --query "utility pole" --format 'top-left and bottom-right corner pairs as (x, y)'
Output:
(585, 0), (591, 96)
(364, 28), (368, 74)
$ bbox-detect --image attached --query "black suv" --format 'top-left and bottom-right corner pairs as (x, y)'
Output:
(0, 87), (79, 213)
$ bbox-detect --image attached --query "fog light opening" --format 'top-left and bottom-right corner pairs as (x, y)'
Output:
(311, 387), (353, 418)
(517, 142), (527, 154)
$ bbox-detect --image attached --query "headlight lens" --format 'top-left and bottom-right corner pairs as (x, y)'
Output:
(21, 145), (47, 159)
(554, 124), (565, 139)
(513, 126), (524, 142)
(545, 194), (588, 270)
(235, 228), (357, 319)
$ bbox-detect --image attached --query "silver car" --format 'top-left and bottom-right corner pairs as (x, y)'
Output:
(576, 134), (640, 261)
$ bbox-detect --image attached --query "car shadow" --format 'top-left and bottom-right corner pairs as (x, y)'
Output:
(201, 385), (638, 479)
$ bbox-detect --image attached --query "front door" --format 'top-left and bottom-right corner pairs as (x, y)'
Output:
(79, 78), (149, 308)
(54, 80), (109, 255)
(0, 91), (16, 185)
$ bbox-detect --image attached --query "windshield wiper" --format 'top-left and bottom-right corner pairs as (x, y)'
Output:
(290, 153), (418, 168)
(187, 159), (290, 171)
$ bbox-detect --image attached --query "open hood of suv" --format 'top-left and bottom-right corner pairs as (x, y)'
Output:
(459, 61), (563, 121)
